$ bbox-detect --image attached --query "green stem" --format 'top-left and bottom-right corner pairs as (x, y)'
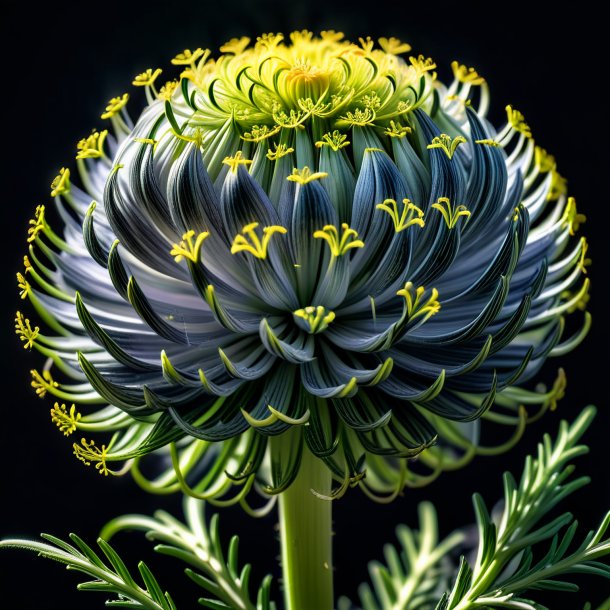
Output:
(278, 442), (333, 610)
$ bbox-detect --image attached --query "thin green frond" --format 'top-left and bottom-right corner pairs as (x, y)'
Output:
(437, 406), (610, 609)
(0, 535), (176, 610)
(101, 497), (275, 610)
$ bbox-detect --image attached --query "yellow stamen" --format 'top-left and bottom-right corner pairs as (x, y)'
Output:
(562, 197), (586, 236)
(313, 223), (364, 257)
(561, 286), (590, 314)
(220, 36), (251, 54)
(535, 146), (556, 173)
(134, 137), (158, 147)
(548, 170), (567, 201)
(223, 151), (253, 173)
(397, 282), (441, 321)
(73, 438), (112, 476)
(157, 80), (179, 101)
(31, 369), (59, 398)
(242, 125), (280, 142)
(385, 120), (412, 138)
(101, 93), (129, 120)
(23, 255), (32, 273)
(339, 107), (375, 127)
(294, 305), (336, 334)
(451, 61), (485, 85)
(27, 205), (45, 243)
(170, 230), (210, 263)
(409, 55), (437, 77)
(320, 30), (344, 42)
(287, 166), (328, 184)
(15, 311), (39, 349)
(358, 36), (375, 53)
(231, 223), (287, 259)
(578, 238), (591, 274)
(376, 198), (425, 232)
(361, 91), (382, 110)
(432, 197), (471, 228)
(427, 133), (467, 159)
(547, 369), (567, 411)
(255, 33), (284, 51)
(132, 68), (163, 87)
(378, 37), (411, 55)
(50, 168), (70, 197)
(446, 94), (472, 107)
(315, 130), (350, 151)
(506, 105), (532, 138)
(17, 272), (31, 300)
(266, 143), (294, 161)
(171, 48), (208, 65)
(76, 130), (108, 159)
(475, 139), (500, 147)
(51, 403), (81, 436)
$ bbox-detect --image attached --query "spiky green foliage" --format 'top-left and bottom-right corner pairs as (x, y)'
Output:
(355, 503), (465, 609)
(349, 406), (610, 610)
(0, 534), (176, 609)
(0, 498), (274, 610)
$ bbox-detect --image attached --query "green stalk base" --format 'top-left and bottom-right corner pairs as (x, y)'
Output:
(278, 442), (333, 610)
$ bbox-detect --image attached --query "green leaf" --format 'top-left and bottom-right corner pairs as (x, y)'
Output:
(438, 406), (610, 608)
(0, 536), (174, 610)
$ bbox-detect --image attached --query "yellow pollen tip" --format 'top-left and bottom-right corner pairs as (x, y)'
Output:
(506, 105), (532, 138)
(397, 282), (441, 321)
(562, 197), (587, 236)
(548, 170), (567, 201)
(16, 272), (31, 300)
(266, 143), (294, 161)
(101, 93), (129, 120)
(134, 137), (158, 147)
(378, 37), (411, 55)
(376, 198), (425, 232)
(171, 48), (208, 66)
(30, 369), (59, 398)
(578, 238), (591, 274)
(14, 311), (39, 349)
(158, 80), (179, 101)
(50, 167), (70, 197)
(431, 197), (471, 229)
(385, 120), (412, 138)
(73, 438), (112, 476)
(223, 151), (253, 173)
(76, 130), (108, 160)
(287, 166), (328, 184)
(313, 223), (364, 257)
(293, 305), (335, 334)
(220, 36), (251, 54)
(51, 403), (81, 436)
(535, 146), (556, 173)
(475, 139), (500, 147)
(27, 205), (45, 243)
(231, 223), (287, 259)
(409, 55), (437, 77)
(339, 107), (375, 127)
(132, 68), (163, 87)
(315, 130), (350, 151)
(427, 133), (467, 159)
(170, 230), (210, 263)
(451, 61), (485, 85)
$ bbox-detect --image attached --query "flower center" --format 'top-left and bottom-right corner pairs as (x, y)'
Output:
(285, 60), (330, 103)
(293, 306), (335, 334)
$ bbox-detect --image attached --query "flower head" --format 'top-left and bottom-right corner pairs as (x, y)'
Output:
(18, 32), (590, 503)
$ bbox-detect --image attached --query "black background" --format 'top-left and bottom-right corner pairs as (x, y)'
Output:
(1, 1), (608, 608)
